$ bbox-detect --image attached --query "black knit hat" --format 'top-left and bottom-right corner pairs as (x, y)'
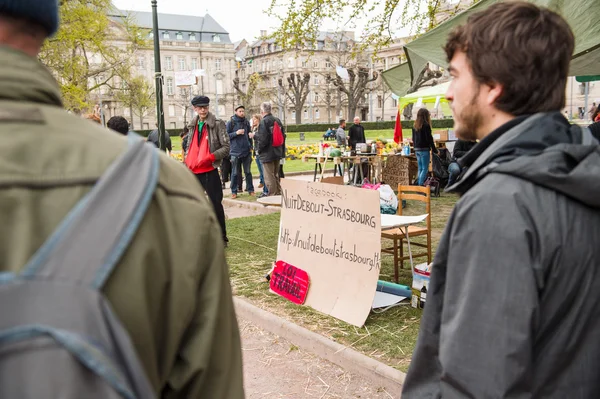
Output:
(235, 105), (245, 111)
(0, 0), (59, 37)
(191, 95), (210, 107)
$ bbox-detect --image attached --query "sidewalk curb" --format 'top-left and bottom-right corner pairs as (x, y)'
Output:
(234, 297), (405, 396)
(222, 198), (280, 213)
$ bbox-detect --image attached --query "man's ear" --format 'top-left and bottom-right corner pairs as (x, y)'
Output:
(486, 82), (503, 106)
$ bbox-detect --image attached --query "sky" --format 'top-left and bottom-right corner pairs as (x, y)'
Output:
(112, 0), (340, 44)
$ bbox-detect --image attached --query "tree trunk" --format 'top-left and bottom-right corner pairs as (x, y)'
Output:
(139, 111), (143, 130)
(348, 99), (357, 121)
(129, 105), (134, 129)
(295, 105), (302, 124)
(381, 96), (385, 121)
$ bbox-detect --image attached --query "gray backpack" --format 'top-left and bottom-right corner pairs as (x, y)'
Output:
(0, 137), (158, 398)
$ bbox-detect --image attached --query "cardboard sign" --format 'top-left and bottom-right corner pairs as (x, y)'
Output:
(270, 260), (310, 305)
(277, 179), (381, 327)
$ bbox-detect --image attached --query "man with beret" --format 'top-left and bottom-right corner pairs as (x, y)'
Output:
(227, 105), (254, 199)
(185, 95), (231, 244)
(0, 2), (243, 397)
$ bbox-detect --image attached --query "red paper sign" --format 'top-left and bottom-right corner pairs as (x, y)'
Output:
(270, 260), (310, 305)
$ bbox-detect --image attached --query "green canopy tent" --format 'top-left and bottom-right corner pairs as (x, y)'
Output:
(398, 81), (452, 116)
(383, 0), (600, 97)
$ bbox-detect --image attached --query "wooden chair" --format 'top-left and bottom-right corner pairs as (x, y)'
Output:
(381, 185), (431, 283)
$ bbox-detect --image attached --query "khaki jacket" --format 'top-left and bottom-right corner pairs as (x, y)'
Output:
(0, 46), (244, 398)
(187, 113), (230, 168)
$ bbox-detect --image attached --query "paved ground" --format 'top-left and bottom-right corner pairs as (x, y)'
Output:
(239, 317), (398, 399)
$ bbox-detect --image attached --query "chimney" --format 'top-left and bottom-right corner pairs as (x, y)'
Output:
(260, 30), (267, 38)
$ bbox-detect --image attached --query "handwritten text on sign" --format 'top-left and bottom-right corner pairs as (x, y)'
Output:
(270, 261), (310, 305)
(277, 179), (381, 327)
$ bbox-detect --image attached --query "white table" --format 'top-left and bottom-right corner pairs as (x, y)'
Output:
(257, 195), (282, 207)
(380, 214), (428, 272)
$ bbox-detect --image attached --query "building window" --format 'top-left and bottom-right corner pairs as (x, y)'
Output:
(272, 77), (277, 86)
(303, 109), (308, 119)
(162, 31), (170, 39)
(377, 95), (383, 108)
(170, 122), (177, 129)
(166, 78), (174, 95)
(189, 33), (196, 41)
(216, 59), (221, 70)
(325, 61), (332, 68)
(178, 57), (186, 71)
(213, 34), (221, 42)
(176, 32), (183, 40)
(179, 87), (188, 98)
(165, 56), (172, 70)
(313, 61), (319, 68)
(288, 58), (294, 68)
(314, 76), (319, 85)
(191, 58), (198, 70)
(301, 59), (308, 68)
(124, 108), (130, 117)
(168, 105), (175, 117)
(315, 109), (320, 119)
(314, 93), (319, 101)
(392, 98), (398, 107)
(143, 123), (149, 129)
(291, 110), (296, 120)
(137, 56), (145, 70)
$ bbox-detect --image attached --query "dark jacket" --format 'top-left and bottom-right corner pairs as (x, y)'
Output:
(402, 112), (600, 399)
(226, 115), (252, 158)
(147, 129), (172, 151)
(451, 139), (476, 161)
(412, 123), (437, 153)
(0, 47), (243, 398)
(186, 113), (230, 169)
(348, 123), (366, 150)
(257, 113), (286, 163)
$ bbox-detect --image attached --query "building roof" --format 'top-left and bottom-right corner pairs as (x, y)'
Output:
(249, 30), (354, 48)
(110, 9), (228, 34)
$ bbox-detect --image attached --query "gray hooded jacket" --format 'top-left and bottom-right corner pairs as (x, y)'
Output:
(402, 112), (600, 398)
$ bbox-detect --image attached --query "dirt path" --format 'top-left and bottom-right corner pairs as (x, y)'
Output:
(239, 317), (399, 399)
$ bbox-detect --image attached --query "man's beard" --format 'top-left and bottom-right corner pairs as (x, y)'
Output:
(455, 86), (482, 142)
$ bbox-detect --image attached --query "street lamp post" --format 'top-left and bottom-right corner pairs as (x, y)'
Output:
(151, 0), (167, 151)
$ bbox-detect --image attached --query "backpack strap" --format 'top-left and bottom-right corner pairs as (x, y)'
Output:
(20, 136), (159, 288)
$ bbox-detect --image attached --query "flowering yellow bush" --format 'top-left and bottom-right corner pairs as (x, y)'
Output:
(170, 152), (184, 162)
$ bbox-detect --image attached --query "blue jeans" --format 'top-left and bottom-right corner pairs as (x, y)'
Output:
(447, 161), (461, 187)
(231, 155), (254, 195)
(255, 155), (267, 193)
(415, 150), (430, 186)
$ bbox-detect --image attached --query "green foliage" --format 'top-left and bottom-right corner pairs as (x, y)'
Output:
(115, 76), (155, 130)
(267, 0), (475, 57)
(39, 0), (146, 113)
(284, 119), (454, 132)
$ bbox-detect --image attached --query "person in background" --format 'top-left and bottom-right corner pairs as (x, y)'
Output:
(84, 113), (102, 124)
(106, 116), (129, 135)
(402, 2), (600, 397)
(147, 122), (172, 152)
(589, 101), (597, 120)
(257, 102), (285, 197)
(226, 105), (254, 199)
(250, 114), (267, 194)
(0, 1), (243, 397)
(185, 95), (230, 245)
(412, 108), (438, 186)
(445, 138), (476, 187)
(335, 119), (347, 147)
(180, 126), (189, 154)
(348, 116), (366, 150)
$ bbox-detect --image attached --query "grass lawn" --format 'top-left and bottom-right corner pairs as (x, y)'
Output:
(226, 192), (458, 371)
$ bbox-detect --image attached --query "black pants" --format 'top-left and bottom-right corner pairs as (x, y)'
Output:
(195, 169), (228, 242)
